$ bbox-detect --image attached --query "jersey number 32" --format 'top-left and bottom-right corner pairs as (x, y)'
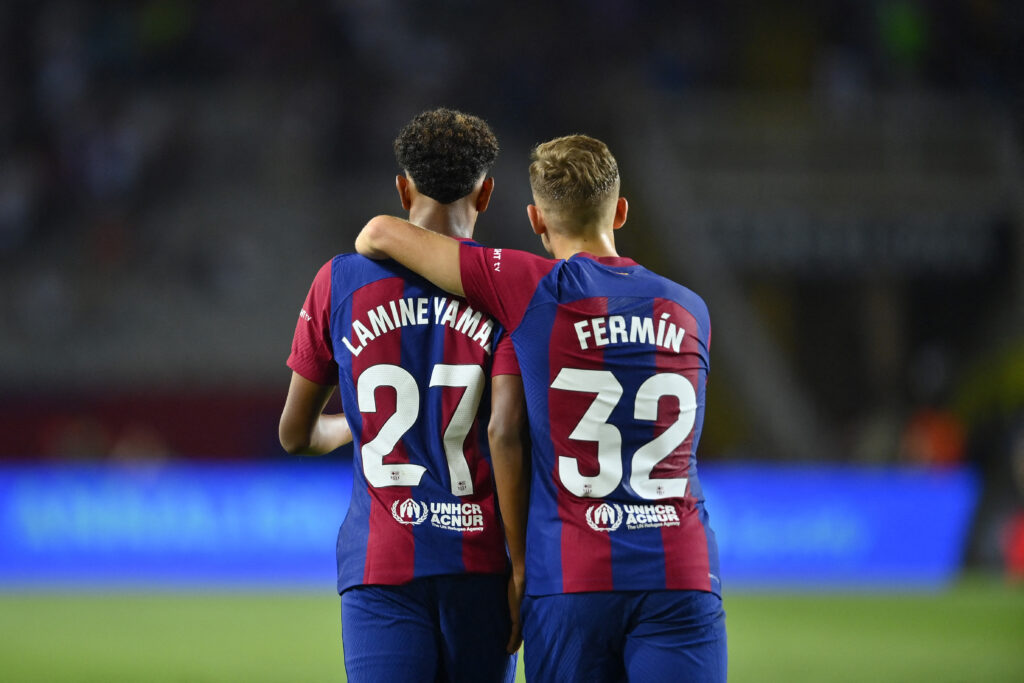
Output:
(551, 368), (696, 500)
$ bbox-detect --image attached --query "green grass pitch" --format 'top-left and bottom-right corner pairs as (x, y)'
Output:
(1, 577), (1021, 682)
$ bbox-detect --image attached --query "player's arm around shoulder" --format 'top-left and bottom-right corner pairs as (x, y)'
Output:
(355, 215), (464, 296)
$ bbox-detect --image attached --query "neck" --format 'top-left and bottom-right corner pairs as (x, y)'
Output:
(408, 202), (476, 239)
(547, 230), (619, 260)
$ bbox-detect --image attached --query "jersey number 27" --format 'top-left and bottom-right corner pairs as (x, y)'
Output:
(358, 363), (483, 496)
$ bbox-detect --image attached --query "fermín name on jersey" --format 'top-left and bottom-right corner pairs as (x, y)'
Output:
(573, 312), (686, 353)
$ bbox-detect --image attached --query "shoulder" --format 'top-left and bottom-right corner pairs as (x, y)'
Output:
(661, 275), (708, 316)
(328, 252), (425, 289)
(495, 246), (557, 276)
(669, 279), (709, 320)
(592, 259), (711, 328)
(641, 268), (711, 334)
(461, 243), (557, 286)
(458, 245), (559, 330)
(629, 263), (706, 305)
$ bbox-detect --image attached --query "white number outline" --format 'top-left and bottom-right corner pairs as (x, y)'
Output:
(357, 363), (484, 496)
(550, 368), (696, 499)
(430, 364), (485, 496)
(550, 369), (623, 498)
(358, 364), (424, 488)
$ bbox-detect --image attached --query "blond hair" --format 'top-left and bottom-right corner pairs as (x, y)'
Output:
(528, 135), (620, 230)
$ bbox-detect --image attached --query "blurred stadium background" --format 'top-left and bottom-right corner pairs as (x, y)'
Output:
(0, 1), (1022, 681)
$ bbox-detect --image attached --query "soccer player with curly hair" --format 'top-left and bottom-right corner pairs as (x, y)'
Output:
(280, 108), (519, 682)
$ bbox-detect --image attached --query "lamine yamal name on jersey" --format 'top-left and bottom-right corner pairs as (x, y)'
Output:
(341, 296), (494, 356)
(573, 311), (686, 353)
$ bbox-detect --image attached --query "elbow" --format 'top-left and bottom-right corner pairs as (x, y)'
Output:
(278, 422), (311, 456)
(363, 218), (383, 244)
(279, 435), (309, 456)
(366, 216), (389, 237)
(488, 419), (520, 454)
(486, 419), (504, 448)
(356, 217), (388, 256)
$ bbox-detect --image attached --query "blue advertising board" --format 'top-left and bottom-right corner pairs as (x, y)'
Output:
(0, 462), (977, 590)
(702, 464), (978, 589)
(0, 462), (351, 587)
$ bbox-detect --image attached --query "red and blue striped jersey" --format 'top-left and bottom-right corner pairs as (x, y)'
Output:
(460, 244), (721, 597)
(288, 249), (517, 594)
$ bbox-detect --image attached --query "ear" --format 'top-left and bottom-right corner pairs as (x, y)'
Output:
(395, 175), (413, 212)
(612, 197), (628, 230)
(527, 204), (547, 236)
(475, 177), (495, 213)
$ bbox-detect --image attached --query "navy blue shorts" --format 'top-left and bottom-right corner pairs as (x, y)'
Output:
(340, 573), (517, 683)
(521, 589), (726, 683)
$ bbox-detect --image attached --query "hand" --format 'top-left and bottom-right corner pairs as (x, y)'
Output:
(505, 571), (525, 654)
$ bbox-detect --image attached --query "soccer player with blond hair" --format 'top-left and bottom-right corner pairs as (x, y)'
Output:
(356, 133), (727, 682)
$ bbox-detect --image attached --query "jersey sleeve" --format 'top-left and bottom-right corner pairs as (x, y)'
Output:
(459, 243), (556, 332)
(490, 334), (520, 377)
(286, 259), (338, 385)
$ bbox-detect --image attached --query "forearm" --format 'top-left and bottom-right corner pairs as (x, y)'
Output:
(488, 373), (529, 654)
(279, 372), (351, 455)
(489, 374), (530, 577)
(300, 413), (353, 456)
(492, 441), (528, 580)
(355, 216), (465, 296)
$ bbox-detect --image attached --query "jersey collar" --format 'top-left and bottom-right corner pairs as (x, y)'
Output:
(573, 252), (639, 268)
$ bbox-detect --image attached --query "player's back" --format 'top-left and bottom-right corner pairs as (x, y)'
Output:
(313, 252), (509, 592)
(508, 253), (720, 596)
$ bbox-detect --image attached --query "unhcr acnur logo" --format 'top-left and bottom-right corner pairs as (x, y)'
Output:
(585, 502), (623, 532)
(391, 499), (429, 525)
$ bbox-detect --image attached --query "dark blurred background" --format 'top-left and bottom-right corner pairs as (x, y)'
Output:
(0, 0), (1021, 575)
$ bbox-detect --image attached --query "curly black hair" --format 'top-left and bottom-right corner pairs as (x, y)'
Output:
(393, 108), (499, 204)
